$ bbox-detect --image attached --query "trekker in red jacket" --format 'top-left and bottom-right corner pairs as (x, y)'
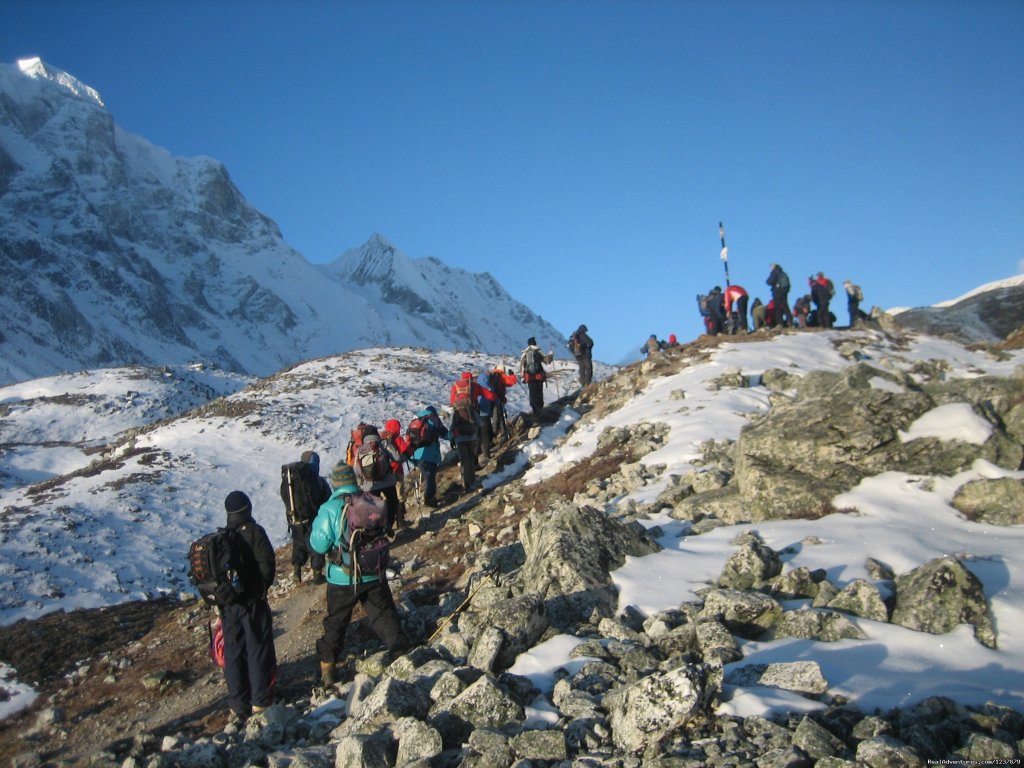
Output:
(449, 372), (495, 491)
(381, 419), (410, 527)
(722, 284), (749, 334)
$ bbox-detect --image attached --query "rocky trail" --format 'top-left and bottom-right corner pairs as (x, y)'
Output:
(0, 394), (588, 766)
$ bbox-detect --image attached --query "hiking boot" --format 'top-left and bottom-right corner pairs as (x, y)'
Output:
(226, 709), (248, 726)
(292, 565), (302, 582)
(313, 569), (326, 585)
(251, 704), (266, 715)
(319, 661), (337, 687)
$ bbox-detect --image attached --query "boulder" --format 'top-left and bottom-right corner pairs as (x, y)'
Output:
(701, 588), (783, 638)
(428, 675), (525, 747)
(952, 477), (1024, 526)
(604, 664), (704, 752)
(826, 579), (890, 622)
(719, 537), (782, 589)
(732, 364), (1022, 520)
(334, 677), (432, 738)
(891, 556), (997, 648)
(774, 609), (866, 642)
(725, 661), (829, 695)
(520, 502), (661, 630)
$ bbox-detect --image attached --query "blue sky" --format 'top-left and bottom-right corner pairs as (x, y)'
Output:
(4, 0), (1023, 363)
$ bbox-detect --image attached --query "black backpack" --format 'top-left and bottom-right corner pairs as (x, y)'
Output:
(777, 270), (791, 292)
(280, 461), (325, 525)
(526, 349), (543, 375)
(188, 528), (246, 608)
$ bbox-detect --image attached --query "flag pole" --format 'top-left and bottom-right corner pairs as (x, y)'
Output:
(719, 221), (731, 288)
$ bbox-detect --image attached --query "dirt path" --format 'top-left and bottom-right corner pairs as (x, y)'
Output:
(0, 404), (583, 765)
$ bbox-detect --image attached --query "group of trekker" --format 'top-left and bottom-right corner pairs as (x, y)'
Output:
(194, 330), (598, 723)
(698, 263), (869, 336)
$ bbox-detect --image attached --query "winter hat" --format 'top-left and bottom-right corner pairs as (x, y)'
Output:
(302, 450), (321, 473)
(527, 337), (537, 346)
(579, 324), (588, 332)
(330, 461), (359, 493)
(224, 490), (252, 517)
(385, 419), (401, 436)
(461, 371), (473, 380)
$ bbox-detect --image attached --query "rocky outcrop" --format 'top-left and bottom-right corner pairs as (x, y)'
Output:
(670, 361), (1024, 522)
(519, 501), (661, 631)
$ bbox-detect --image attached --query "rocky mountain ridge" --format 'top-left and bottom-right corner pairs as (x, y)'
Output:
(1, 327), (1022, 766)
(0, 58), (563, 387)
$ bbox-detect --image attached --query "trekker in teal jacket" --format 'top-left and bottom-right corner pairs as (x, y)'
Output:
(309, 461), (408, 687)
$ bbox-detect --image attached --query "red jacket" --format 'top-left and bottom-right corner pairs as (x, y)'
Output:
(381, 419), (409, 477)
(723, 285), (748, 315)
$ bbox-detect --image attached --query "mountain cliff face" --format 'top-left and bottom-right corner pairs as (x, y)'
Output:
(0, 59), (563, 386)
(890, 276), (1024, 343)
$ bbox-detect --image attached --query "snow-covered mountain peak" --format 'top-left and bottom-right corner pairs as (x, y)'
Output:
(343, 232), (401, 283)
(15, 57), (105, 106)
(0, 58), (567, 386)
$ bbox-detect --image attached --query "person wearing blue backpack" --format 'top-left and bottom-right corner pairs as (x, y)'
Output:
(310, 462), (408, 687)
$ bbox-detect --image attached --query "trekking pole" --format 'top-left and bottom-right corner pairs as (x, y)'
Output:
(719, 221), (731, 288)
(286, 467), (297, 528)
(427, 567), (496, 644)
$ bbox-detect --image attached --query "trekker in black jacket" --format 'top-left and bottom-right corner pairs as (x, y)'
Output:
(568, 324), (594, 386)
(766, 263), (793, 328)
(222, 490), (278, 722)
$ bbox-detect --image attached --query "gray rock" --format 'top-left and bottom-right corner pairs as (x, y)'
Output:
(953, 731), (1019, 761)
(603, 664), (704, 752)
(891, 556), (997, 648)
(695, 618), (742, 664)
(701, 588), (783, 638)
(430, 674), (525, 746)
(509, 729), (568, 761)
(770, 566), (821, 600)
(467, 625), (504, 672)
(520, 502), (661, 631)
(753, 746), (813, 768)
(732, 364), (1023, 520)
(725, 661), (829, 695)
(826, 578), (890, 622)
(774, 609), (866, 642)
(335, 676), (432, 738)
(719, 538), (782, 590)
(333, 733), (392, 768)
(791, 716), (847, 759)
(855, 734), (924, 768)
(952, 477), (1024, 526)
(174, 742), (227, 768)
(392, 716), (444, 765)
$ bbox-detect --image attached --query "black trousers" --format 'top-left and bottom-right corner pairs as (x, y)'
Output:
(527, 379), (544, 415)
(772, 289), (792, 327)
(478, 415), (494, 458)
(222, 598), (277, 715)
(456, 440), (477, 488)
(577, 356), (593, 386)
(316, 580), (408, 664)
(290, 522), (325, 569)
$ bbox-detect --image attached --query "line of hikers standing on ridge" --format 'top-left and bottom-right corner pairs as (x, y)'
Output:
(697, 263), (869, 337)
(640, 264), (869, 356)
(188, 330), (597, 723)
